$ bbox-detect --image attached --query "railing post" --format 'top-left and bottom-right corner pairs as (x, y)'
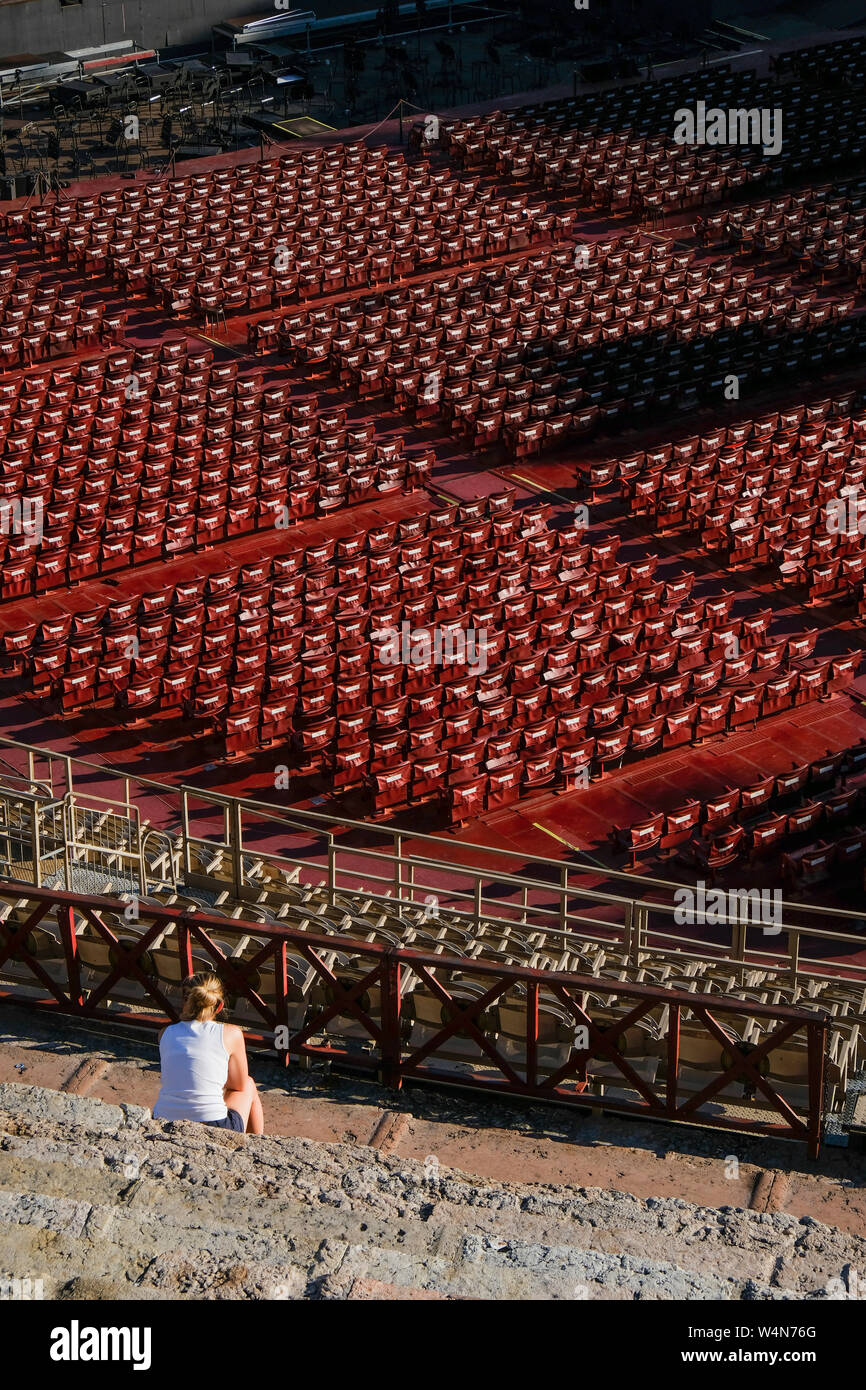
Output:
(393, 834), (402, 902)
(381, 952), (402, 1090)
(177, 915), (194, 980)
(559, 866), (568, 933)
(623, 899), (633, 957)
(62, 796), (72, 890)
(32, 805), (42, 889)
(474, 877), (482, 931)
(526, 978), (538, 1090)
(129, 802), (144, 896)
(630, 902), (647, 967)
(327, 839), (336, 908)
(806, 1019), (826, 1160)
(181, 790), (192, 881)
(58, 903), (82, 1010)
(666, 1002), (680, 1115)
(230, 799), (243, 897)
(789, 928), (799, 989)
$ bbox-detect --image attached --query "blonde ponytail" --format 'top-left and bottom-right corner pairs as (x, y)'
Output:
(181, 972), (225, 1022)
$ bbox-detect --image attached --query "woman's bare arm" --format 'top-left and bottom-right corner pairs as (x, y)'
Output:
(223, 1023), (249, 1093)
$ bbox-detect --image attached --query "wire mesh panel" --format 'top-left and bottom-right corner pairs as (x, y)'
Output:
(65, 798), (145, 896)
(0, 793), (44, 884)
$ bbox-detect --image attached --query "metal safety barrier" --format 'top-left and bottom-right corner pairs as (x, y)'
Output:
(0, 879), (829, 1156)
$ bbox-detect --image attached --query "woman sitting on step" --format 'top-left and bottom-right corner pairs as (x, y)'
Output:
(153, 972), (264, 1134)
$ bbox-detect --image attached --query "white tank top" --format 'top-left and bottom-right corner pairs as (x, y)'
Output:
(153, 1020), (229, 1122)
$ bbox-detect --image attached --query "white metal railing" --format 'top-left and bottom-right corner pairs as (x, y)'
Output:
(0, 734), (863, 990)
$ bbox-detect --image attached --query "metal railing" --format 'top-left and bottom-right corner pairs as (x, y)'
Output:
(0, 734), (863, 996)
(0, 879), (829, 1155)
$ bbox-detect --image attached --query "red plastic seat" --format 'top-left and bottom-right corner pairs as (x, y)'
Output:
(610, 811), (665, 866)
(660, 803), (700, 853)
(449, 772), (486, 823)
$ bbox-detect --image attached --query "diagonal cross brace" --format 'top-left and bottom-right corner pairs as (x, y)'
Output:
(400, 963), (522, 1086)
(540, 985), (664, 1108)
(288, 937), (387, 1049)
(0, 900), (74, 1007)
(79, 908), (178, 1019)
(676, 1008), (810, 1134)
(183, 918), (280, 1030)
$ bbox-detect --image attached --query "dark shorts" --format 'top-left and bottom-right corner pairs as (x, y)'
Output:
(203, 1108), (244, 1132)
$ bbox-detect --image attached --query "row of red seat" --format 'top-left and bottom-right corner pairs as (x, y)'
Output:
(449, 117), (766, 214)
(0, 260), (123, 369)
(607, 397), (866, 597)
(615, 397), (862, 495)
(0, 340), (430, 600)
(2, 489), (534, 698)
(413, 652), (848, 825)
(588, 394), (861, 492)
(441, 72), (864, 220)
(727, 180), (866, 284)
(626, 440), (866, 556)
(285, 236), (808, 453)
(781, 829), (866, 890)
(279, 213), (860, 463)
(278, 232), (657, 366)
(441, 72), (782, 219)
(10, 147), (552, 319)
(700, 186), (832, 244)
(4, 487), (799, 822)
(440, 69), (775, 192)
(611, 736), (866, 871)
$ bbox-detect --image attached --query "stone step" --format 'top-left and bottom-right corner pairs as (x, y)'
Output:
(1, 1082), (861, 1300)
(0, 1175), (795, 1302)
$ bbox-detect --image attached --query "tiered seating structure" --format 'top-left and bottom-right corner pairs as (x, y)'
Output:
(2, 43), (866, 1157)
(0, 487), (851, 822)
(0, 771), (858, 1127)
(5, 148), (552, 324)
(610, 741), (866, 887)
(442, 68), (866, 218)
(445, 107), (769, 217)
(284, 234), (859, 456)
(0, 339), (430, 601)
(611, 394), (866, 606)
(0, 261), (123, 370)
(724, 179), (866, 286)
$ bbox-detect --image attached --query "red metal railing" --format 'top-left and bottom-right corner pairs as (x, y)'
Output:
(0, 880), (828, 1155)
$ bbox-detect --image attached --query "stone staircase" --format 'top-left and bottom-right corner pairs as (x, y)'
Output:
(0, 1081), (861, 1300)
